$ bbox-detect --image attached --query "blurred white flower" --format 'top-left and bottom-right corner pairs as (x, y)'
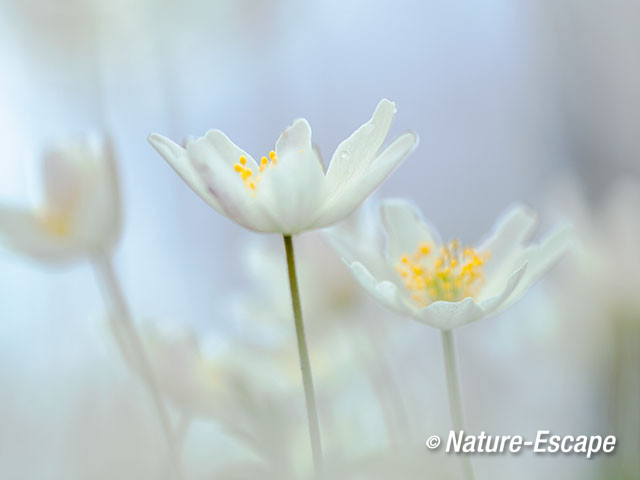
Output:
(239, 234), (361, 328)
(148, 99), (417, 234)
(556, 178), (640, 311)
(0, 134), (120, 262)
(328, 198), (571, 330)
(229, 236), (420, 458)
(138, 320), (456, 480)
(136, 313), (363, 419)
(134, 321), (287, 416)
(135, 320), (315, 475)
(550, 177), (640, 479)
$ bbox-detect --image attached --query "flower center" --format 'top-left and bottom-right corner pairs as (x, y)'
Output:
(233, 151), (279, 192)
(395, 240), (490, 306)
(39, 209), (73, 238)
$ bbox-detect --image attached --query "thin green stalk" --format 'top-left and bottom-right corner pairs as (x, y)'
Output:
(441, 330), (475, 480)
(92, 252), (183, 480)
(283, 235), (324, 476)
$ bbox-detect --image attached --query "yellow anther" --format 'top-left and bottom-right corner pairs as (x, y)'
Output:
(258, 156), (268, 173)
(396, 240), (489, 306)
(40, 211), (72, 238)
(235, 151), (280, 192)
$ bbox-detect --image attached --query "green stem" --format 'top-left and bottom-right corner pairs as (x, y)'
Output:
(441, 330), (474, 480)
(92, 252), (183, 480)
(283, 235), (324, 476)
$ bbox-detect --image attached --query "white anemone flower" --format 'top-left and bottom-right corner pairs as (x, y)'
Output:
(148, 99), (417, 234)
(135, 316), (360, 418)
(0, 135), (121, 262)
(328, 198), (572, 330)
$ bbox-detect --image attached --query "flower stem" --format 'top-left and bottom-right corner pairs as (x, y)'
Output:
(92, 252), (183, 480)
(441, 329), (475, 480)
(283, 235), (324, 476)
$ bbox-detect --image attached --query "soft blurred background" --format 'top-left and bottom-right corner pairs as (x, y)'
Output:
(0, 0), (638, 479)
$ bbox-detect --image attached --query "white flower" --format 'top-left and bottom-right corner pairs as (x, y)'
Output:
(148, 99), (417, 234)
(238, 234), (360, 330)
(327, 199), (572, 330)
(130, 320), (320, 417)
(557, 178), (640, 311)
(132, 321), (259, 416)
(0, 135), (121, 262)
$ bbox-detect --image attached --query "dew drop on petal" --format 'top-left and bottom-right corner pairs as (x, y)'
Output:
(339, 150), (350, 160)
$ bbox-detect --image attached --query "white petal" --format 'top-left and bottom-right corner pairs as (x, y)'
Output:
(326, 99), (396, 188)
(258, 120), (328, 234)
(40, 135), (121, 250)
(379, 198), (441, 262)
(415, 297), (486, 330)
(311, 131), (417, 229)
(42, 142), (85, 210)
(324, 201), (392, 280)
(0, 207), (77, 262)
(74, 136), (122, 248)
(201, 129), (259, 169)
(148, 133), (224, 214)
(185, 133), (277, 232)
(478, 261), (528, 312)
(477, 204), (538, 278)
(348, 261), (414, 317)
(275, 118), (319, 167)
(493, 224), (573, 312)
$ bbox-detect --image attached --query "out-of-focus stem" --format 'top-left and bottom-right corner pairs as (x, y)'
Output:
(441, 329), (475, 480)
(92, 252), (182, 480)
(283, 235), (324, 476)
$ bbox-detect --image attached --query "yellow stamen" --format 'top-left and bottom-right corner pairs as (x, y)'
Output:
(395, 239), (490, 307)
(39, 210), (72, 238)
(233, 150), (280, 192)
